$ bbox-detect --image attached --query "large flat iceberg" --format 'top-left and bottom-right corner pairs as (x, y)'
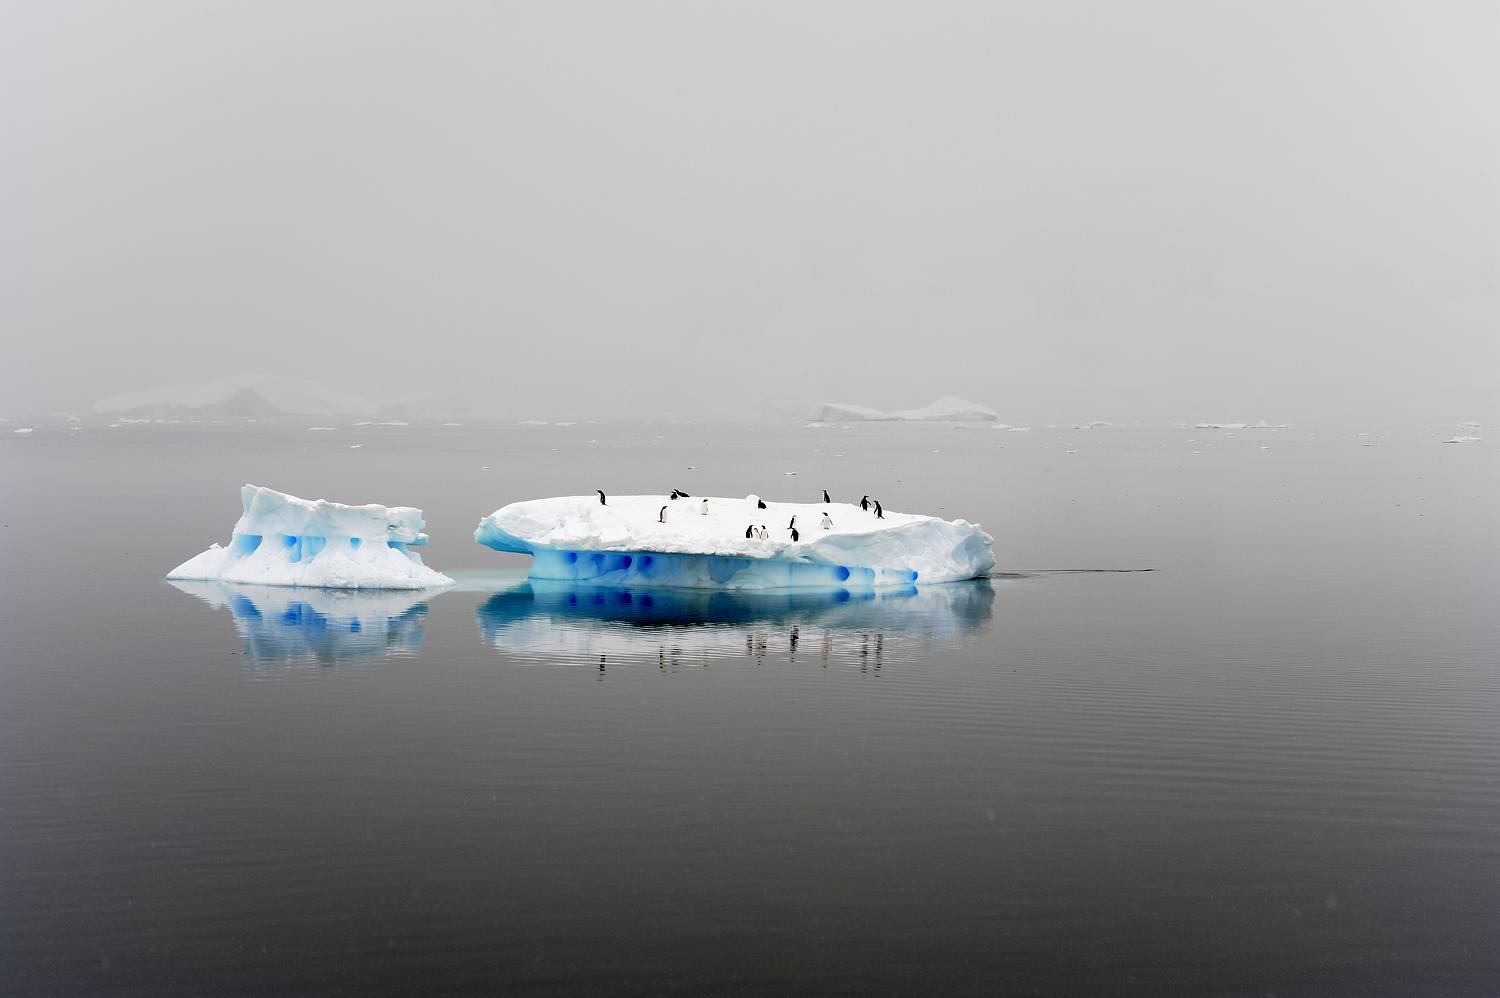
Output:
(169, 485), (453, 589)
(475, 494), (994, 589)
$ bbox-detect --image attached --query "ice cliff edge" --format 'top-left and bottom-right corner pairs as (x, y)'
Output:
(168, 485), (452, 590)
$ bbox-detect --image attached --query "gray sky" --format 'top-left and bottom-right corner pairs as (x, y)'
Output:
(3, 0), (1496, 421)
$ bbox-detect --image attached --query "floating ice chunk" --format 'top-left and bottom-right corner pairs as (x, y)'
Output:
(307, 426), (338, 431)
(1457, 422), (1481, 430)
(12, 427), (34, 434)
(169, 485), (453, 590)
(475, 494), (995, 589)
(1442, 436), (1482, 444)
(1194, 422), (1247, 430)
(1074, 420), (1111, 430)
(442, 422), (463, 427)
(516, 419), (549, 426)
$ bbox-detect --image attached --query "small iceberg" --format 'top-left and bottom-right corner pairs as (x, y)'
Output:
(1442, 435), (1482, 444)
(474, 493), (994, 589)
(168, 485), (453, 589)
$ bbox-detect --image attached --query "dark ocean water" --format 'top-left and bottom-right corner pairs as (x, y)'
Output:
(1, 420), (1496, 995)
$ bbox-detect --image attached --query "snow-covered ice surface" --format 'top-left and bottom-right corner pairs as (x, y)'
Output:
(168, 485), (453, 589)
(170, 581), (432, 664)
(475, 494), (994, 589)
(807, 396), (998, 423)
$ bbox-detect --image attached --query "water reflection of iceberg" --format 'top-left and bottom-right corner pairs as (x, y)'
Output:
(170, 580), (432, 665)
(476, 580), (994, 668)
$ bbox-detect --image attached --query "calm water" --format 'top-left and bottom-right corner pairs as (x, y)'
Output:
(1, 421), (1496, 995)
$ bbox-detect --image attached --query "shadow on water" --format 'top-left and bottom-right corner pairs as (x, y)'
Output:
(169, 580), (432, 666)
(476, 579), (996, 669)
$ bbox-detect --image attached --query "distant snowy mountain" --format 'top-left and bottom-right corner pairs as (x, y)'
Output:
(808, 395), (999, 423)
(94, 376), (379, 419)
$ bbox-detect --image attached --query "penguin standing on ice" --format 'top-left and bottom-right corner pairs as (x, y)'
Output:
(659, 506), (668, 523)
(700, 498), (709, 516)
(596, 490), (607, 505)
(822, 489), (831, 504)
(758, 525), (769, 539)
(860, 495), (870, 511)
(874, 500), (884, 519)
(788, 515), (797, 531)
(757, 498), (767, 509)
(670, 489), (681, 500)
(789, 525), (800, 542)
(745, 524), (754, 539)
(821, 512), (833, 530)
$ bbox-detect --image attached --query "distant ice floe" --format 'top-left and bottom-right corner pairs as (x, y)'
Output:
(1457, 421), (1482, 430)
(807, 396), (999, 423)
(307, 426), (338, 431)
(1442, 436), (1482, 444)
(1074, 420), (1111, 430)
(168, 485), (452, 590)
(1195, 420), (1288, 430)
(516, 419), (550, 427)
(12, 427), (34, 434)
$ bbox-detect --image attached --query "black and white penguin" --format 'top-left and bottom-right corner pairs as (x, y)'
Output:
(788, 515), (797, 530)
(676, 489), (691, 498)
(700, 498), (709, 515)
(670, 489), (681, 500)
(758, 525), (769, 539)
(757, 498), (767, 509)
(860, 495), (870, 511)
(659, 506), (668, 523)
(874, 500), (884, 519)
(744, 524), (754, 539)
(789, 526), (800, 542)
(822, 489), (831, 504)
(820, 512), (833, 530)
(596, 490), (606, 505)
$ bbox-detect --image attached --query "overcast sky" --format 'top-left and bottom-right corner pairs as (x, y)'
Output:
(3, 1), (1496, 421)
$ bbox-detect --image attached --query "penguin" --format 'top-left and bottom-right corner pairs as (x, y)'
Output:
(758, 525), (769, 539)
(659, 506), (668, 523)
(860, 495), (870, 511)
(670, 489), (681, 500)
(821, 512), (833, 530)
(744, 524), (754, 539)
(700, 498), (709, 515)
(788, 515), (797, 530)
(676, 489), (691, 498)
(874, 499), (884, 519)
(789, 526), (800, 542)
(596, 490), (606, 505)
(757, 498), (767, 509)
(823, 489), (831, 504)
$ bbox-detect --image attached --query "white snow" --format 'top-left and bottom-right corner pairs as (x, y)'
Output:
(807, 396), (999, 423)
(475, 493), (994, 588)
(169, 485), (453, 589)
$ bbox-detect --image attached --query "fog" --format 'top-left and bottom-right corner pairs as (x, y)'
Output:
(3, 1), (1495, 422)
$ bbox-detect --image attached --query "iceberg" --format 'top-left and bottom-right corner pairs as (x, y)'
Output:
(475, 494), (994, 589)
(170, 580), (433, 665)
(807, 396), (999, 423)
(169, 485), (453, 589)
